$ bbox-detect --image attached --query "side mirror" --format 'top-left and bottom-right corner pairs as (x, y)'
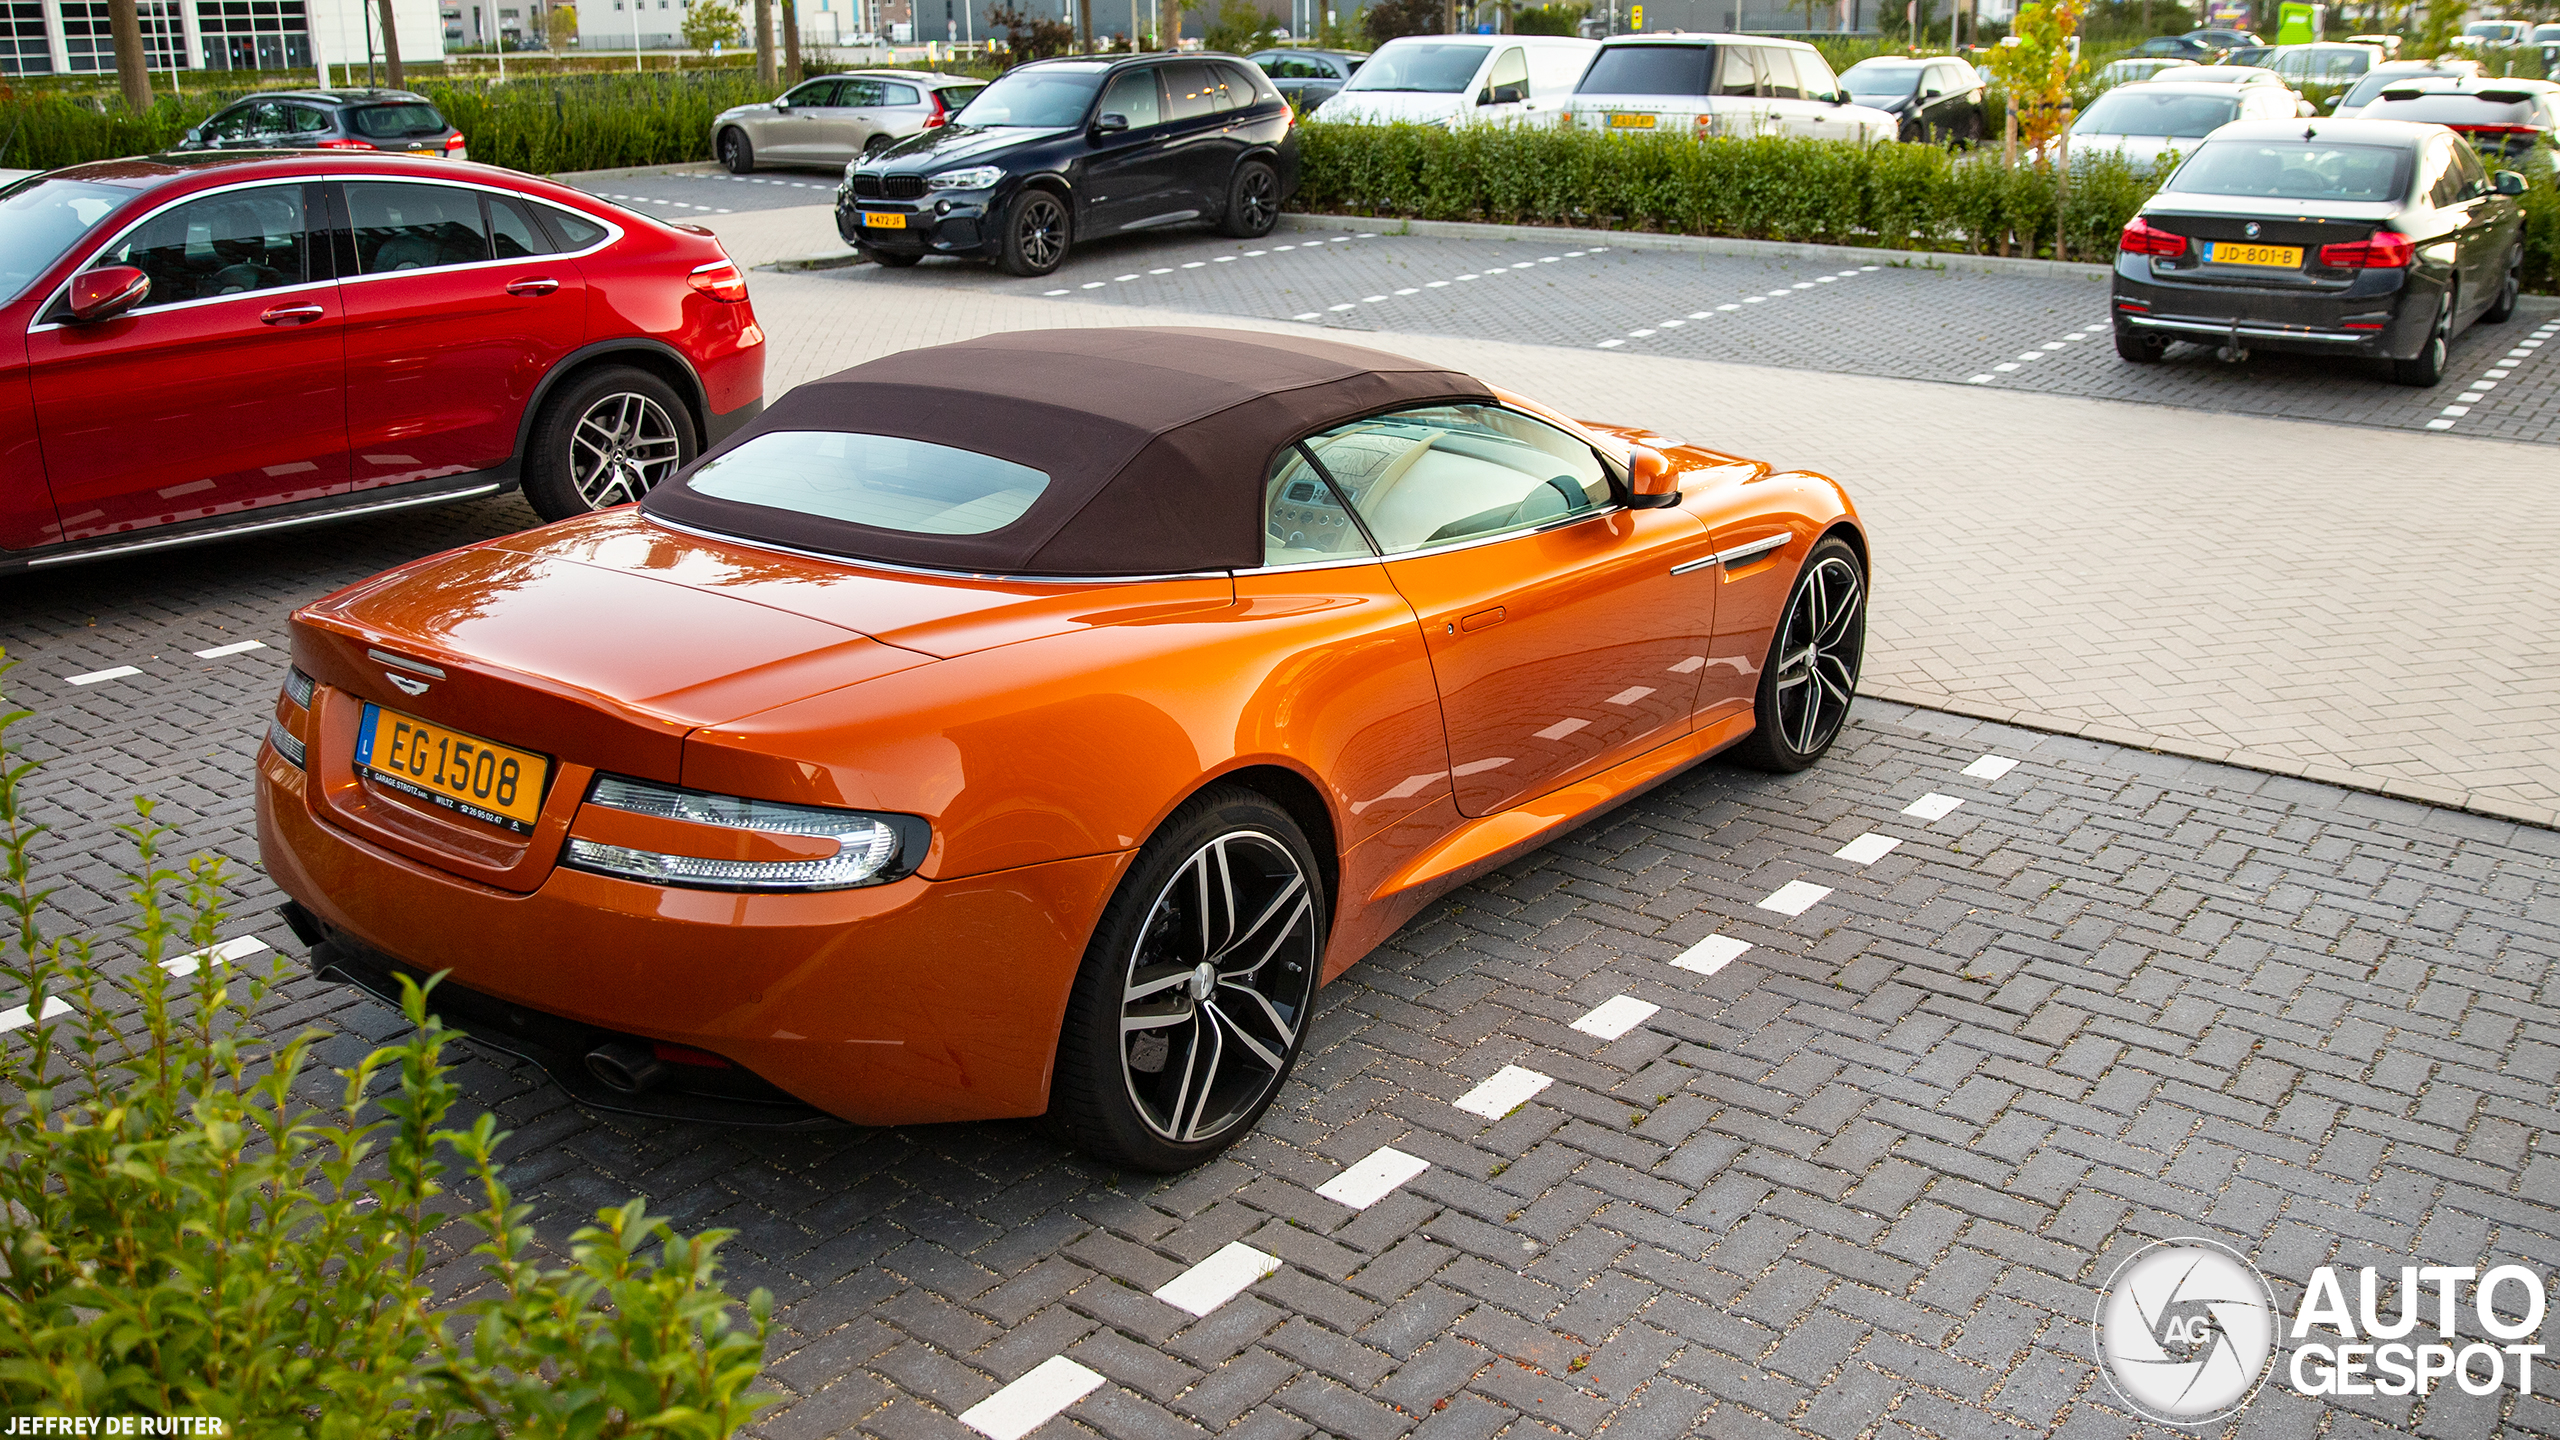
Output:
(2495, 170), (2528, 196)
(1479, 83), (1524, 106)
(2296, 98), (2317, 116)
(773, 98), (792, 111)
(1093, 111), (1130, 134)
(68, 265), (149, 323)
(1626, 446), (1680, 509)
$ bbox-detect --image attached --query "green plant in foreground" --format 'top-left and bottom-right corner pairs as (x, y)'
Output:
(0, 651), (774, 1436)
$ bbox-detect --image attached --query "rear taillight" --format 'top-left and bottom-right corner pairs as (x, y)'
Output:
(270, 667), (315, 769)
(1695, 113), (1715, 132)
(923, 93), (949, 129)
(446, 132), (468, 151)
(2318, 230), (2417, 268)
(2448, 123), (2542, 136)
(2118, 215), (2188, 257)
(317, 137), (376, 150)
(687, 259), (750, 302)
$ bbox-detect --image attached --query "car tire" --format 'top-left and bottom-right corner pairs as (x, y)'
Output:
(2392, 287), (2453, 387)
(2114, 324), (2165, 363)
(1045, 785), (1325, 1172)
(717, 127), (754, 174)
(1899, 120), (1924, 144)
(863, 247), (922, 268)
(999, 188), (1071, 277)
(2485, 247), (2521, 323)
(863, 133), (893, 159)
(1731, 536), (1866, 774)
(1217, 159), (1281, 239)
(520, 365), (699, 523)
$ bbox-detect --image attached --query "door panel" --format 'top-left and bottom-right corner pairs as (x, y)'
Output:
(808, 78), (874, 163)
(26, 181), (348, 541)
(1086, 67), (1183, 230)
(338, 181), (587, 489)
(1161, 61), (1245, 214)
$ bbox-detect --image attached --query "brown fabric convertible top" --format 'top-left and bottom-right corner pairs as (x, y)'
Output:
(641, 327), (1495, 577)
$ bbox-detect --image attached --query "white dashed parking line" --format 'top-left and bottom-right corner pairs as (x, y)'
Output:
(193, 640), (266, 659)
(1967, 323), (2101, 385)
(959, 1356), (1106, 1440)
(1316, 1146), (1430, 1209)
(1153, 1242), (1282, 1317)
(65, 666), (142, 686)
(1834, 832), (1902, 864)
(2429, 320), (2558, 432)
(1570, 995), (1660, 1040)
(1673, 934), (1751, 976)
(1755, 880), (1832, 917)
(1455, 1064), (1553, 1119)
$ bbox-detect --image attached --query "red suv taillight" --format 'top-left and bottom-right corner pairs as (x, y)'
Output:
(923, 93), (949, 129)
(2317, 230), (2417, 269)
(687, 259), (750, 302)
(2118, 215), (2188, 257)
(317, 137), (376, 150)
(446, 132), (468, 152)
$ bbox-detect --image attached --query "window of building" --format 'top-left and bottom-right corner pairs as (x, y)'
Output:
(0, 0), (52, 76)
(197, 0), (312, 71)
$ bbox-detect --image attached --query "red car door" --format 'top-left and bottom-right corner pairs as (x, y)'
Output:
(336, 179), (586, 491)
(25, 180), (348, 540)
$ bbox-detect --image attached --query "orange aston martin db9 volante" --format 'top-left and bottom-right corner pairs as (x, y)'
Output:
(258, 328), (1869, 1171)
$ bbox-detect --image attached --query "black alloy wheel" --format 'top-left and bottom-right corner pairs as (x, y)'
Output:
(717, 127), (755, 174)
(2392, 286), (2452, 387)
(520, 365), (698, 523)
(1000, 189), (1070, 277)
(1734, 537), (1867, 772)
(1047, 786), (1325, 1171)
(1219, 160), (1281, 239)
(2485, 245), (2521, 324)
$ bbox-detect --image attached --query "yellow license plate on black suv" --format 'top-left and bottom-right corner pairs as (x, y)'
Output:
(356, 704), (548, 834)
(2209, 241), (2301, 268)
(862, 211), (907, 229)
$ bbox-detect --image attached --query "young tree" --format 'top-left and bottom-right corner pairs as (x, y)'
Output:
(1988, 0), (2081, 153)
(105, 0), (151, 110)
(683, 0), (742, 51)
(1204, 0), (1271, 50)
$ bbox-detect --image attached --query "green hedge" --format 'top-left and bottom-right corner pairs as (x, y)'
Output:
(0, 69), (772, 174)
(1295, 121), (2560, 290)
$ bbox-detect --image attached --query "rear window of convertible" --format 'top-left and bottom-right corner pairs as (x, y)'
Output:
(686, 431), (1052, 536)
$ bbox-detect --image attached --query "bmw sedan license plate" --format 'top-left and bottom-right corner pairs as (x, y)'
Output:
(2209, 241), (2301, 268)
(356, 703), (548, 834)
(862, 211), (907, 229)
(1609, 113), (1658, 128)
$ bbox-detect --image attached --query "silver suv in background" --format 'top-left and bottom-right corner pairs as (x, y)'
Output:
(1565, 34), (1897, 143)
(713, 70), (987, 173)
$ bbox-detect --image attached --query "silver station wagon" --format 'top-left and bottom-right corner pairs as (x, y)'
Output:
(712, 70), (987, 173)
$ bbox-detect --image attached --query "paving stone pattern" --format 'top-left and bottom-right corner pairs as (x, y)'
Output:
(6, 516), (2556, 1440)
(810, 220), (2560, 447)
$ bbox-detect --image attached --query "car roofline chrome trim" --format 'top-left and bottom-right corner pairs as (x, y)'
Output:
(24, 482), (503, 567)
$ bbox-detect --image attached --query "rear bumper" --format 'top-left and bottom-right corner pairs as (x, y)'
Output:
(2112, 252), (2441, 358)
(256, 741), (1131, 1127)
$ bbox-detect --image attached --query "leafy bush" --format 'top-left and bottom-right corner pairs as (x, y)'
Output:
(1510, 3), (1588, 35)
(1294, 121), (2560, 288)
(1363, 0), (1444, 46)
(0, 654), (775, 1435)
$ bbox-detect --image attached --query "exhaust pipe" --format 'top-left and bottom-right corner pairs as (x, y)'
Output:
(585, 1039), (669, 1095)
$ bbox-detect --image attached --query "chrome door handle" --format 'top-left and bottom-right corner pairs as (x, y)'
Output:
(506, 276), (561, 296)
(260, 302), (325, 324)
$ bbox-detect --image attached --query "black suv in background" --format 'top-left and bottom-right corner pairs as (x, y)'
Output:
(173, 90), (467, 160)
(839, 54), (1299, 277)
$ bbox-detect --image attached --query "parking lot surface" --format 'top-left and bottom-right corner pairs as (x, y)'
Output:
(562, 162), (847, 219)
(804, 220), (2560, 448)
(8, 527), (2556, 1438)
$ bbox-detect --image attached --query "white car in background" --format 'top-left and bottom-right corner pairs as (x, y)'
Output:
(1563, 33), (1898, 143)
(2330, 57), (2486, 116)
(2065, 79), (2300, 166)
(1310, 33), (1597, 126)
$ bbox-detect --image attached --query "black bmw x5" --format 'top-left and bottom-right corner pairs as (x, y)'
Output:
(838, 54), (1300, 277)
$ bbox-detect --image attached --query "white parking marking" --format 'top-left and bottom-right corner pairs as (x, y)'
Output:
(0, 997), (74, 1033)
(1362, 294), (1388, 303)
(959, 1357), (1106, 1440)
(1834, 833), (1902, 864)
(1673, 934), (1750, 976)
(1963, 754), (2019, 780)
(1571, 995), (1660, 1040)
(1455, 1065), (1553, 1119)
(1045, 288), (1070, 296)
(1316, 1147), (1430, 1209)
(1903, 793), (1964, 821)
(161, 935), (270, 978)
(1154, 1242), (1282, 1317)
(65, 666), (142, 686)
(1756, 881), (1832, 917)
(1182, 261), (1206, 268)
(1595, 338), (1625, 348)
(1328, 303), (1357, 312)
(1294, 311), (1323, 320)
(193, 640), (266, 659)
(1534, 717), (1590, 740)
(1606, 686), (1655, 705)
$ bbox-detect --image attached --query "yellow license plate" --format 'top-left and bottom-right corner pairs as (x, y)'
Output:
(1608, 113), (1658, 128)
(862, 211), (907, 229)
(2209, 241), (2301, 268)
(356, 704), (549, 834)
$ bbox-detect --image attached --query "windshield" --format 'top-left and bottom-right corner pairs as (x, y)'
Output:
(0, 178), (133, 301)
(951, 65), (1107, 126)
(2167, 140), (2412, 199)
(1576, 45), (1712, 95)
(2462, 21), (2519, 38)
(1840, 58), (1927, 96)
(2073, 89), (2240, 136)
(688, 431), (1052, 536)
(1342, 41), (1491, 93)
(350, 103), (449, 138)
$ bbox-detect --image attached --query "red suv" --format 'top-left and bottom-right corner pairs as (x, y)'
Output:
(0, 152), (765, 573)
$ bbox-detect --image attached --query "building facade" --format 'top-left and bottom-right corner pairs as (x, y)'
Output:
(1, 0), (444, 78)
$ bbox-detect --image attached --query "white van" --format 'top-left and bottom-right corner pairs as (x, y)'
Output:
(1310, 33), (1599, 126)
(1563, 34), (1898, 143)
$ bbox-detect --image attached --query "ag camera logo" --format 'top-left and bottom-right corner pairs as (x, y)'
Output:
(2093, 1238), (2278, 1426)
